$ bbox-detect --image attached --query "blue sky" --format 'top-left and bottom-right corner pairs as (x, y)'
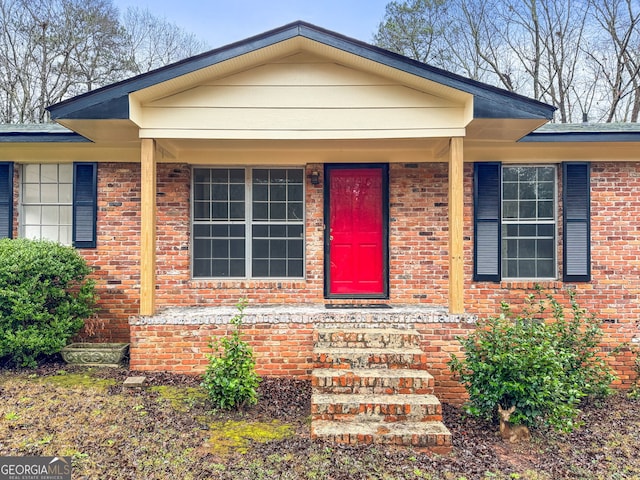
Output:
(112, 0), (391, 49)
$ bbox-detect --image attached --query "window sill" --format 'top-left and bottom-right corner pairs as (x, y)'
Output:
(499, 280), (563, 290)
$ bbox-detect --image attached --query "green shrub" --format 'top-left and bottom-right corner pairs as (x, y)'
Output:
(449, 288), (615, 432)
(0, 238), (96, 367)
(201, 298), (261, 409)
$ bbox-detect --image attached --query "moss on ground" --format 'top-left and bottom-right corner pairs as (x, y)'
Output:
(207, 420), (294, 455)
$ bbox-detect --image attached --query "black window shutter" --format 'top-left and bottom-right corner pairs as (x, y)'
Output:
(563, 162), (590, 281)
(474, 162), (501, 281)
(73, 162), (97, 248)
(0, 162), (13, 239)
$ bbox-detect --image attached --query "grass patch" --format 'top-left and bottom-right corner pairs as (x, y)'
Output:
(149, 385), (208, 412)
(206, 420), (294, 455)
(35, 369), (116, 391)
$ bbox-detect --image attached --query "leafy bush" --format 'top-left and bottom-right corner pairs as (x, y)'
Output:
(449, 288), (615, 432)
(0, 238), (96, 367)
(201, 299), (261, 409)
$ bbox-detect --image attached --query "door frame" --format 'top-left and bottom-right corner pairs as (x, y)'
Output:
(323, 163), (390, 299)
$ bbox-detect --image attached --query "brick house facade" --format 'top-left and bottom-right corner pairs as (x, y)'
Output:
(1, 22), (639, 402)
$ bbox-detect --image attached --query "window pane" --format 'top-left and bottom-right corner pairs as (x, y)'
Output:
(519, 201), (536, 219)
(194, 239), (212, 258)
(193, 169), (210, 183)
(194, 202), (210, 220)
(503, 183), (518, 200)
(212, 240), (228, 258)
(229, 202), (245, 220)
(59, 226), (72, 245)
(253, 169), (269, 184)
(253, 239), (269, 258)
(194, 184), (209, 201)
(211, 185), (227, 200)
(194, 224), (211, 237)
(41, 206), (59, 225)
(288, 239), (303, 258)
(230, 260), (245, 277)
(59, 164), (73, 182)
(270, 240), (286, 259)
(503, 201), (518, 219)
(270, 225), (286, 237)
(538, 167), (555, 181)
(519, 239), (535, 258)
(252, 260), (268, 277)
(271, 184), (286, 201)
(288, 203), (303, 221)
(253, 202), (268, 220)
(212, 202), (228, 219)
(212, 260), (229, 277)
(270, 203), (286, 220)
(288, 260), (303, 277)
(538, 260), (555, 277)
(287, 169), (304, 183)
(40, 164), (58, 183)
(518, 260), (536, 277)
(59, 184), (72, 203)
(24, 164), (40, 183)
(211, 169), (229, 183)
(538, 201), (554, 219)
(60, 206), (72, 225)
(23, 184), (40, 203)
(270, 170), (287, 184)
(41, 226), (59, 241)
(194, 259), (211, 277)
(24, 206), (41, 224)
(253, 185), (268, 201)
(24, 225), (40, 240)
(230, 239), (245, 258)
(230, 184), (244, 201)
(41, 184), (59, 203)
(270, 260), (286, 276)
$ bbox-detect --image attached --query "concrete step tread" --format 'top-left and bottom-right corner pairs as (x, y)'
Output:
(312, 419), (451, 437)
(312, 393), (441, 405)
(313, 368), (433, 379)
(313, 347), (424, 355)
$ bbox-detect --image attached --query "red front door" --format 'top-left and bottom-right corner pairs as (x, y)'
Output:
(327, 166), (387, 296)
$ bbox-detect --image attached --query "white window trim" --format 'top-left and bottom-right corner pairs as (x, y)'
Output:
(500, 164), (558, 281)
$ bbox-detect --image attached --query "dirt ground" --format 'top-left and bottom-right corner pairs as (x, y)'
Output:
(0, 361), (639, 480)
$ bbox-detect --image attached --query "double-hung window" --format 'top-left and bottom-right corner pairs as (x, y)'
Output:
(501, 166), (556, 279)
(0, 162), (98, 247)
(474, 162), (590, 282)
(192, 167), (305, 278)
(22, 164), (73, 244)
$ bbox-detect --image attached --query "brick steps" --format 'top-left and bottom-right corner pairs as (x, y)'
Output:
(312, 393), (443, 422)
(311, 420), (451, 453)
(312, 368), (434, 395)
(310, 327), (452, 453)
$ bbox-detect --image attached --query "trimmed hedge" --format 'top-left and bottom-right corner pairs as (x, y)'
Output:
(0, 238), (96, 367)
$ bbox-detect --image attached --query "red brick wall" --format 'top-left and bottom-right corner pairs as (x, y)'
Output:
(5, 160), (639, 391)
(81, 163), (142, 341)
(130, 323), (314, 378)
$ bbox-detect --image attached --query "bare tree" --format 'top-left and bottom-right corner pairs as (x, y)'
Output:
(0, 0), (209, 123)
(374, 0), (454, 69)
(121, 7), (208, 75)
(375, 0), (639, 122)
(587, 0), (640, 122)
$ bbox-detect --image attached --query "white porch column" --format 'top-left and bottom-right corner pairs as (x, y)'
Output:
(448, 137), (465, 314)
(140, 138), (157, 316)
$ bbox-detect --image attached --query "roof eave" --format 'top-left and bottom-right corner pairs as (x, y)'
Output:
(48, 21), (555, 122)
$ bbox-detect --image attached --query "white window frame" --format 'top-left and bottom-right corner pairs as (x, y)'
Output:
(20, 164), (73, 245)
(501, 164), (558, 280)
(191, 166), (306, 280)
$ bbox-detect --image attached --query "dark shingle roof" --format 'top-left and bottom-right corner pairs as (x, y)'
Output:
(47, 21), (555, 122)
(522, 122), (640, 142)
(0, 123), (89, 142)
